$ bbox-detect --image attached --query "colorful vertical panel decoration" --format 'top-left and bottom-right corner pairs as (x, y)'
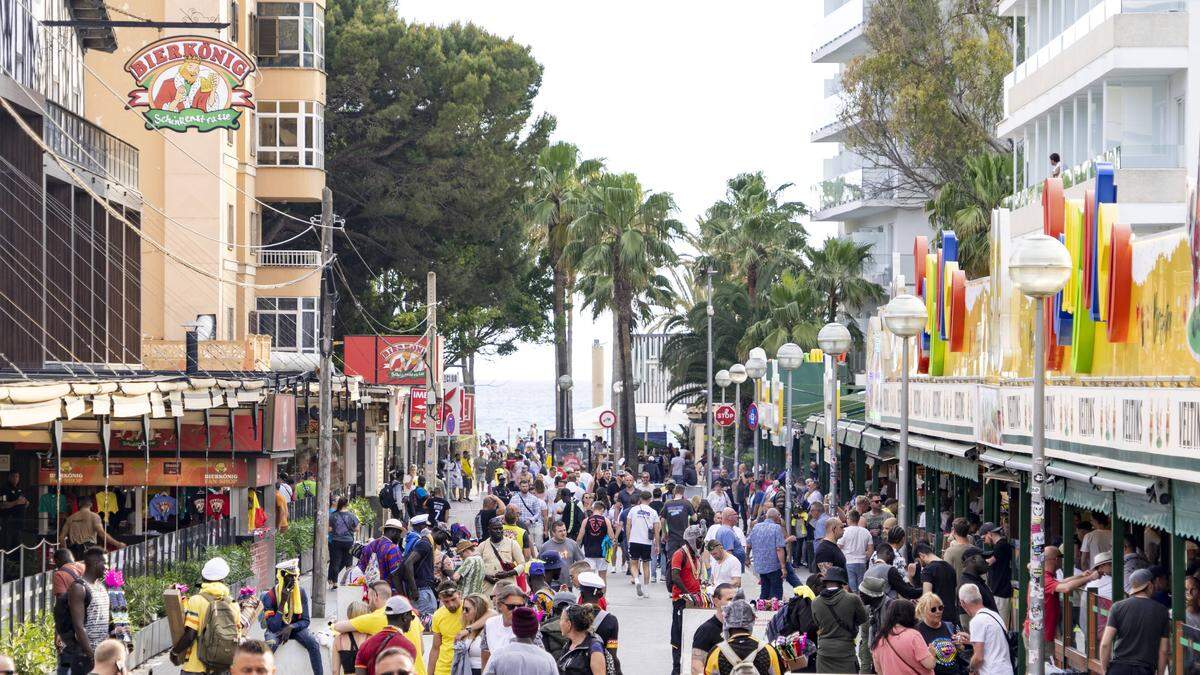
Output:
(911, 231), (967, 376)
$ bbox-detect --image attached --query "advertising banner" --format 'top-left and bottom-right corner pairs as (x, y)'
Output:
(344, 335), (442, 386)
(123, 36), (255, 133)
(408, 388), (428, 431)
(38, 457), (250, 487)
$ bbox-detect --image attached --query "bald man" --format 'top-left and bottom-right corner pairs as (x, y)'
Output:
(89, 639), (127, 675)
(1037, 546), (1099, 665)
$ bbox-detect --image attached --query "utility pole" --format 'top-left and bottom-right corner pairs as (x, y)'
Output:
(424, 271), (438, 486)
(705, 269), (715, 488)
(311, 187), (334, 619)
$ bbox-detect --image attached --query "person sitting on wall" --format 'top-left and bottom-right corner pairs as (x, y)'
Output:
(261, 559), (324, 675)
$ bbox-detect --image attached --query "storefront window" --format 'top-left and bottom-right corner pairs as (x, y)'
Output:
(256, 101), (324, 168)
(256, 2), (324, 69)
(255, 297), (318, 352)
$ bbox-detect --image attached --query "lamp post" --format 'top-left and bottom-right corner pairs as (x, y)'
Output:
(776, 342), (804, 533)
(1010, 234), (1072, 675)
(746, 348), (768, 473)
(706, 269), (716, 488)
(715, 369), (731, 472)
(729, 363), (748, 473)
(558, 374), (574, 439)
(882, 294), (928, 529)
(744, 353), (767, 473)
(817, 323), (852, 509)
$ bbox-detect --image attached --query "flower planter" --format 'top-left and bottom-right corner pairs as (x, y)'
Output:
(129, 616), (172, 669)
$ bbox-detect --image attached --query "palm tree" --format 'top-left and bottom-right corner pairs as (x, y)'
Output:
(565, 172), (681, 465)
(693, 172), (809, 303)
(739, 271), (824, 356)
(526, 142), (604, 433)
(806, 238), (887, 342)
(925, 152), (1012, 278)
(659, 279), (754, 408)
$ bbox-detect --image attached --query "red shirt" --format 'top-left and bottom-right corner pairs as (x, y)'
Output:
(579, 594), (608, 610)
(670, 547), (700, 600)
(355, 627), (417, 675)
(1033, 571), (1059, 642)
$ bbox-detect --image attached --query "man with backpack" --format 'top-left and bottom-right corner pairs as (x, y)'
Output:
(170, 556), (243, 674)
(262, 559), (323, 675)
(702, 599), (784, 674)
(55, 547), (110, 675)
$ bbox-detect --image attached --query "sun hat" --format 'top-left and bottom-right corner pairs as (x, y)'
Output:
(858, 576), (887, 598)
(201, 557), (230, 581)
(383, 518), (405, 531)
(1090, 551), (1113, 570)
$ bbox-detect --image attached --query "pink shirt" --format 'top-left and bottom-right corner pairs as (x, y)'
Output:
(871, 627), (934, 675)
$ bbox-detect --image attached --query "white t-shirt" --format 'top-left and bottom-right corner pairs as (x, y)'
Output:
(838, 525), (873, 564)
(709, 554), (743, 586)
(670, 456), (686, 476)
(706, 490), (731, 512)
(969, 608), (1015, 675)
(805, 490), (823, 506)
(1085, 574), (1113, 600)
(567, 482), (585, 502)
(1081, 529), (1113, 564)
(626, 504), (660, 545)
(483, 614), (515, 656)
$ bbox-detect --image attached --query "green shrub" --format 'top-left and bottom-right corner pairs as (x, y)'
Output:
(125, 574), (168, 630)
(349, 497), (377, 530)
(277, 517), (315, 561)
(0, 613), (55, 674)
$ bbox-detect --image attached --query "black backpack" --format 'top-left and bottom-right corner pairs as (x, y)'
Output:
(379, 481), (398, 510)
(53, 577), (91, 643)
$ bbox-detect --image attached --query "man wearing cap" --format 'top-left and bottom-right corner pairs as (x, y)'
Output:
(690, 583), (738, 675)
(958, 546), (997, 628)
(359, 519), (405, 594)
(980, 522), (1014, 626)
(706, 539), (743, 588)
(170, 556), (243, 674)
(811, 567), (867, 673)
(402, 516), (438, 619)
(670, 524), (705, 675)
(451, 539), (485, 596)
(1101, 567), (1171, 675)
(702, 599), (784, 675)
(1085, 551), (1115, 600)
(354, 595), (419, 675)
(577, 571), (620, 661)
(482, 606), (557, 675)
(261, 559), (322, 675)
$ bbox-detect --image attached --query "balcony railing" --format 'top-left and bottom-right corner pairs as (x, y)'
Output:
(142, 335), (273, 371)
(44, 101), (139, 189)
(257, 249), (322, 267)
(1001, 144), (1180, 210)
(812, 0), (871, 60)
(814, 169), (903, 211)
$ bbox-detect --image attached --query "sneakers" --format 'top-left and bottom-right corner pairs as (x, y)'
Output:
(635, 581), (644, 597)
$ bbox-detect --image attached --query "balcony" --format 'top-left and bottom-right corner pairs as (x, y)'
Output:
(44, 101), (138, 190)
(812, 168), (920, 222)
(257, 249), (322, 267)
(141, 335), (272, 371)
(811, 94), (850, 143)
(255, 250), (322, 296)
(812, 0), (870, 63)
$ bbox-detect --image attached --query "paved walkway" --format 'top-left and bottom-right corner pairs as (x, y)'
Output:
(133, 489), (800, 674)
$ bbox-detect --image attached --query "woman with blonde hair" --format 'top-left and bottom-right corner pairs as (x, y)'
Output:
(453, 593), (494, 675)
(334, 599), (371, 674)
(914, 592), (970, 675)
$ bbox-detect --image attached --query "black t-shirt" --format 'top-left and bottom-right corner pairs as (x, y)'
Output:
(985, 538), (1014, 598)
(409, 538), (436, 590)
(691, 615), (724, 657)
(661, 499), (695, 550)
(617, 488), (638, 510)
(814, 539), (846, 570)
(915, 620), (965, 675)
(581, 514), (609, 557)
(921, 560), (959, 616)
(561, 501), (586, 539)
(1108, 596), (1171, 669)
(595, 611), (619, 652)
(0, 485), (25, 520)
(961, 571), (997, 612)
(426, 497), (451, 523)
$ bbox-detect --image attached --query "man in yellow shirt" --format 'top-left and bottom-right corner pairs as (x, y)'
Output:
(170, 557), (244, 674)
(330, 580), (427, 675)
(427, 582), (463, 675)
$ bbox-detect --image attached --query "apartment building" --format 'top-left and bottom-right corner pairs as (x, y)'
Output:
(84, 0), (326, 372)
(997, 0), (1198, 235)
(810, 0), (933, 351)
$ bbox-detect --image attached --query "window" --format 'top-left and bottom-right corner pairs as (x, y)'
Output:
(226, 306), (235, 340)
(256, 2), (324, 69)
(227, 204), (235, 249)
(254, 297), (318, 352)
(257, 101), (324, 168)
(230, 1), (239, 43)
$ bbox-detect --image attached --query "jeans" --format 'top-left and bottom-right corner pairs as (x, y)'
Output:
(846, 562), (866, 593)
(328, 538), (354, 583)
(671, 598), (686, 670)
(759, 569), (783, 601)
(784, 562), (802, 589)
(650, 546), (667, 581)
(416, 587), (437, 618)
(267, 627), (324, 675)
(56, 646), (92, 675)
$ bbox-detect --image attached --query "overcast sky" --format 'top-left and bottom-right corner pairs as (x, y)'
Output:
(398, 1), (837, 386)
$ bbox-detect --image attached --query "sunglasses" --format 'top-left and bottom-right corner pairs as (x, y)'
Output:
(502, 601), (526, 610)
(930, 605), (945, 613)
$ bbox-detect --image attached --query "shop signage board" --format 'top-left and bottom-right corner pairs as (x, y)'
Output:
(124, 36), (255, 132)
(39, 457), (251, 487)
(461, 393), (476, 436)
(344, 335), (442, 386)
(408, 388), (427, 431)
(876, 380), (979, 443)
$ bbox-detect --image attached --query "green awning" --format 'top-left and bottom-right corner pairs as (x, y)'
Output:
(1173, 481), (1200, 539)
(1040, 478), (1112, 514)
(908, 441), (979, 481)
(1117, 490), (1171, 530)
(840, 422), (867, 449)
(978, 449), (1013, 467)
(862, 427), (896, 460)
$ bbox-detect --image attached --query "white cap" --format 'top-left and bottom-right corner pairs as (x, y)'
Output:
(276, 558), (300, 573)
(202, 557), (230, 581)
(578, 571), (605, 589)
(383, 518), (405, 530)
(410, 514), (430, 526)
(384, 595), (414, 615)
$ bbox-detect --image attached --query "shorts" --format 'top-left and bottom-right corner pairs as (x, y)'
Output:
(586, 557), (609, 572)
(628, 542), (653, 561)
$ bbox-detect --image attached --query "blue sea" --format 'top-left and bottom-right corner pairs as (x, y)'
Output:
(471, 378), (595, 443)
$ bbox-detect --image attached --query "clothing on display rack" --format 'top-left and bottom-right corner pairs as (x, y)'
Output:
(148, 492), (177, 522)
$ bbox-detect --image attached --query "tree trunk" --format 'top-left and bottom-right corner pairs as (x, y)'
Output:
(565, 272), (575, 437)
(611, 314), (621, 459)
(463, 353), (475, 387)
(616, 297), (637, 473)
(552, 261), (569, 436)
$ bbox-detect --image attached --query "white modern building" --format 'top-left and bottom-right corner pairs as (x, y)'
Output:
(810, 0), (933, 340)
(996, 0), (1198, 235)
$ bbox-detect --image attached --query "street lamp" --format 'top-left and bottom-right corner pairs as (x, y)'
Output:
(744, 353), (767, 472)
(729, 363), (748, 473)
(705, 269), (717, 488)
(1009, 233), (1071, 675)
(776, 342), (805, 534)
(557, 374), (574, 439)
(817, 322), (852, 509)
(882, 294), (927, 530)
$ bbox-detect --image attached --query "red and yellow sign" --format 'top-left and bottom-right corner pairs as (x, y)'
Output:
(345, 335), (442, 386)
(39, 457), (251, 487)
(124, 36), (255, 132)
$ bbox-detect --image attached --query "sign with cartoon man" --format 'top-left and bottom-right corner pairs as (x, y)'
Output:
(124, 35), (255, 132)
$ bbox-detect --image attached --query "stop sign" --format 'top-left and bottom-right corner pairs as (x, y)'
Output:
(715, 404), (736, 427)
